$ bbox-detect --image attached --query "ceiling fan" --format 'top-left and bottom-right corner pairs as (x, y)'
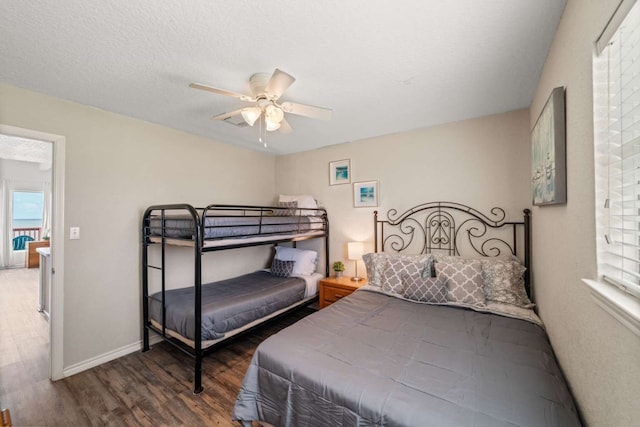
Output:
(190, 69), (332, 134)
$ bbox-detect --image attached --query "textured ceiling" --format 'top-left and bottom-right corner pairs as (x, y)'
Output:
(0, 1), (566, 155)
(0, 135), (52, 167)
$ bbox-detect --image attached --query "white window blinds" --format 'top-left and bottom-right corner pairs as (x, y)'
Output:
(594, 0), (640, 299)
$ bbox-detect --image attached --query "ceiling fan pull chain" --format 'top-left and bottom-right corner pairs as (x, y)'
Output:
(258, 115), (267, 148)
(262, 116), (268, 148)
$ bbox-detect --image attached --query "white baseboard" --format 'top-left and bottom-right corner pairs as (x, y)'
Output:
(62, 335), (164, 378)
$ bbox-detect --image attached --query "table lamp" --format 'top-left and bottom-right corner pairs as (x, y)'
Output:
(347, 241), (365, 282)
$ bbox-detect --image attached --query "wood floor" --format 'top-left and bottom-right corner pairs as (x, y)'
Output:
(0, 268), (314, 426)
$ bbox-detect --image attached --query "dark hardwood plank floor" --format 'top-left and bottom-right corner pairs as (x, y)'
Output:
(0, 268), (315, 426)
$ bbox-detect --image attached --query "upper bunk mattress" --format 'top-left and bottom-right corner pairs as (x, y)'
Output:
(149, 215), (323, 240)
(233, 289), (581, 426)
(149, 271), (306, 341)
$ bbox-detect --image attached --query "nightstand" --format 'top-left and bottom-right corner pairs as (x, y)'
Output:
(319, 276), (367, 308)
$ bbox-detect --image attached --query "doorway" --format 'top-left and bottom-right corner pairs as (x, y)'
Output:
(0, 125), (65, 381)
(0, 135), (52, 392)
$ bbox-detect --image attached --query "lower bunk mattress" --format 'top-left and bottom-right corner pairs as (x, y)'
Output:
(149, 271), (319, 344)
(233, 290), (581, 427)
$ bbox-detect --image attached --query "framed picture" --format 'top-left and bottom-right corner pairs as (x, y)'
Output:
(531, 86), (566, 206)
(353, 180), (378, 208)
(329, 159), (351, 185)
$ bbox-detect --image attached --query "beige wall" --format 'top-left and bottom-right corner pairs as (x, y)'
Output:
(0, 83), (276, 368)
(276, 109), (531, 278)
(530, 1), (640, 426)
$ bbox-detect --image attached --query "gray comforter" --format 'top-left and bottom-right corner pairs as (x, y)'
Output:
(233, 290), (581, 426)
(149, 215), (319, 240)
(149, 271), (306, 341)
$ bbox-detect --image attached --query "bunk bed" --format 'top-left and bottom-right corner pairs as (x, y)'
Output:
(233, 202), (582, 426)
(141, 203), (329, 394)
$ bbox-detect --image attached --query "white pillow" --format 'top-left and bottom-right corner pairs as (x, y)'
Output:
(278, 195), (318, 215)
(275, 246), (318, 276)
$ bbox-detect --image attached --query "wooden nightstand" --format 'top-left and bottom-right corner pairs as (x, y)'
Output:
(319, 276), (367, 308)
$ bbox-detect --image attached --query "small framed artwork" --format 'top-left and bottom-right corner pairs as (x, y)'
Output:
(531, 86), (566, 205)
(353, 180), (379, 208)
(329, 159), (351, 185)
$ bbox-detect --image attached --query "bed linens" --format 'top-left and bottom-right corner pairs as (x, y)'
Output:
(261, 270), (321, 299)
(233, 290), (580, 426)
(359, 283), (543, 327)
(149, 271), (306, 341)
(149, 230), (326, 249)
(149, 214), (323, 240)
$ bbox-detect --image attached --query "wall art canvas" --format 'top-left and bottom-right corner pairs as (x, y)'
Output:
(353, 180), (378, 207)
(329, 159), (351, 185)
(531, 86), (566, 205)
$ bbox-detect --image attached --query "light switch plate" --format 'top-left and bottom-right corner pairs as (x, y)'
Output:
(70, 227), (80, 240)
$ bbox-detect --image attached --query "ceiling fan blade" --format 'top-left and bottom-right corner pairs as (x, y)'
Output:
(211, 108), (244, 121)
(264, 69), (296, 100)
(279, 117), (293, 134)
(189, 83), (255, 102)
(281, 101), (332, 121)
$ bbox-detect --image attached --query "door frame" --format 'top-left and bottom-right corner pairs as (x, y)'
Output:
(0, 124), (65, 380)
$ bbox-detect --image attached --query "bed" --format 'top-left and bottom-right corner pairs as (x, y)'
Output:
(141, 200), (329, 394)
(232, 202), (582, 426)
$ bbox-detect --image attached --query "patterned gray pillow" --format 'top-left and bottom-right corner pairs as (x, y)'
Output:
(362, 253), (390, 288)
(402, 274), (448, 303)
(481, 259), (533, 308)
(270, 258), (295, 277)
(435, 259), (485, 305)
(273, 201), (298, 216)
(381, 255), (433, 295)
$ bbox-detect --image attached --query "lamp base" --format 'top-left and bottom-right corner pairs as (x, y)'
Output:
(351, 276), (363, 282)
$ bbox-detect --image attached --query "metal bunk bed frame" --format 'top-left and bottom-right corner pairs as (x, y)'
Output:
(141, 203), (330, 394)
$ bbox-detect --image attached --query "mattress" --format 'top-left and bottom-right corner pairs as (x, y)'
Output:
(150, 294), (317, 350)
(149, 271), (309, 341)
(233, 290), (582, 427)
(148, 215), (324, 240)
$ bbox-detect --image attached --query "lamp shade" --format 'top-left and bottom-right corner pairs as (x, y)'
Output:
(347, 242), (365, 260)
(265, 118), (281, 132)
(240, 107), (262, 126)
(265, 104), (285, 123)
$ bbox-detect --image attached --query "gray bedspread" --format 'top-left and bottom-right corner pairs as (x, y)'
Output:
(149, 215), (320, 240)
(149, 271), (306, 341)
(233, 290), (581, 426)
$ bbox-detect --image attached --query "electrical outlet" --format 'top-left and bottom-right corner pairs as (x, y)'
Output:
(70, 227), (80, 240)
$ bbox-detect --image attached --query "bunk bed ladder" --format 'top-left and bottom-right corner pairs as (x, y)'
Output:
(142, 209), (169, 352)
(142, 210), (151, 352)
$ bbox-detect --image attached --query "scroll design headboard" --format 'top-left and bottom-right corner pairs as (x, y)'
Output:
(374, 202), (531, 296)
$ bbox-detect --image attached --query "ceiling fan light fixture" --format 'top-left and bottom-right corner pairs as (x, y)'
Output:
(241, 107), (262, 126)
(265, 104), (284, 123)
(191, 68), (333, 139)
(265, 118), (281, 132)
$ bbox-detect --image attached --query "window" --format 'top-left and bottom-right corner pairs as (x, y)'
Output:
(12, 191), (44, 230)
(593, 0), (640, 300)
